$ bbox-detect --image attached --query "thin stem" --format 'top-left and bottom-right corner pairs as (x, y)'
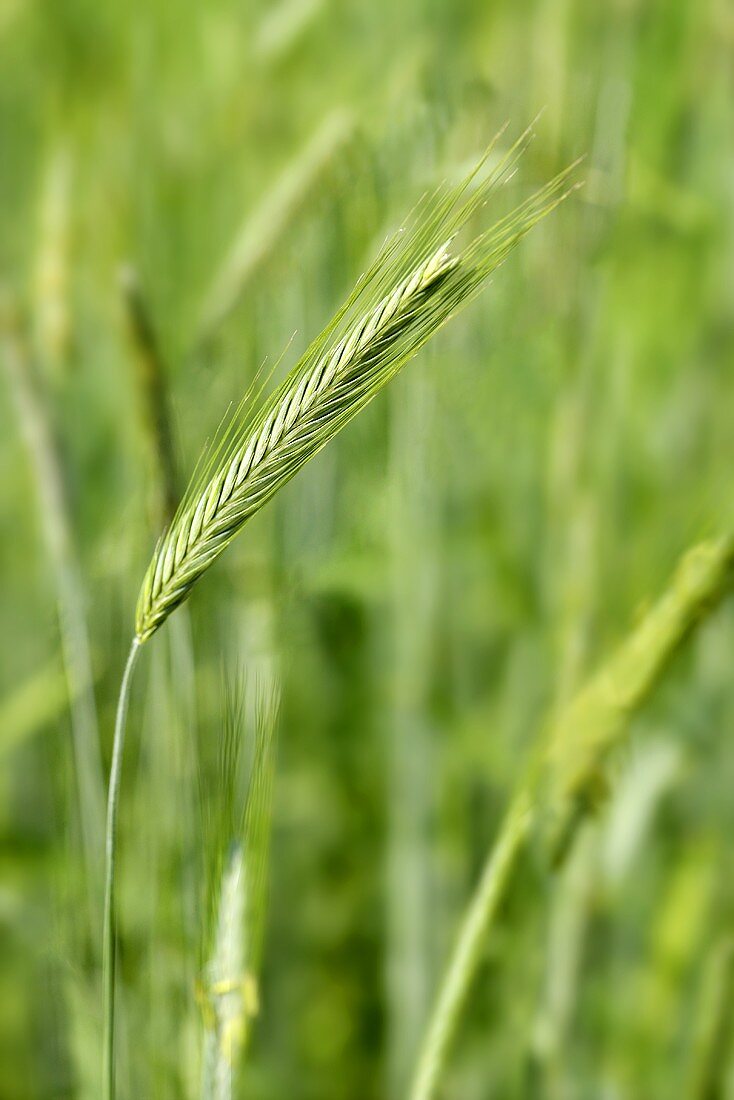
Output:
(103, 637), (142, 1100)
(408, 791), (534, 1100)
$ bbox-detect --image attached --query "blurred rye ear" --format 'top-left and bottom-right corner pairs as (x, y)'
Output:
(199, 675), (279, 1100)
(119, 264), (180, 528)
(103, 126), (582, 1100)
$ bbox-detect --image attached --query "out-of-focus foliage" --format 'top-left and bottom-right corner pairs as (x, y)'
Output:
(1, 0), (733, 1098)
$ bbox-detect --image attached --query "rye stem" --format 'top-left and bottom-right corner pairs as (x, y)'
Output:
(103, 638), (142, 1100)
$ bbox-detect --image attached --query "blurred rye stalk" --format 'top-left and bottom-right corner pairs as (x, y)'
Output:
(102, 129), (581, 1100)
(197, 108), (355, 342)
(530, 738), (682, 1092)
(199, 676), (278, 1100)
(386, 363), (437, 1095)
(409, 534), (734, 1100)
(33, 144), (73, 379)
(1, 299), (105, 918)
(633, 839), (714, 1061)
(252, 0), (326, 63)
(528, 387), (597, 1090)
(687, 935), (734, 1099)
(529, 828), (596, 1094)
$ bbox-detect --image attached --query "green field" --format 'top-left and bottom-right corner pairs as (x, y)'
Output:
(2, 1), (734, 1097)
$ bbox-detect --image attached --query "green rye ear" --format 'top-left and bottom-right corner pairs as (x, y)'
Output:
(135, 128), (582, 641)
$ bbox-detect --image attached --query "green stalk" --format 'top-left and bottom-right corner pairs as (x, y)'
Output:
(103, 638), (142, 1100)
(409, 790), (534, 1100)
(688, 936), (734, 1099)
(385, 366), (437, 1096)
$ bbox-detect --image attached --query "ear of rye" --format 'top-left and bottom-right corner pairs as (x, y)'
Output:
(136, 137), (580, 641)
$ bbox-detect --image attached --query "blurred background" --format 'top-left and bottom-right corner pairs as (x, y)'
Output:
(2, 0), (734, 1097)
